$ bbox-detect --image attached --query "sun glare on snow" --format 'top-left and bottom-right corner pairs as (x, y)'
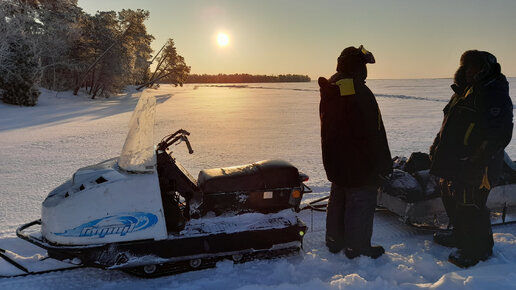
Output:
(217, 32), (229, 47)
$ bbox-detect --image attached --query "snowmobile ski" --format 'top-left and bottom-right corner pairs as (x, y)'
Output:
(0, 247), (83, 278)
(0, 248), (29, 274)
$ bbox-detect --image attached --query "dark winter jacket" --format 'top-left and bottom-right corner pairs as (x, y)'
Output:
(430, 74), (513, 187)
(319, 72), (392, 187)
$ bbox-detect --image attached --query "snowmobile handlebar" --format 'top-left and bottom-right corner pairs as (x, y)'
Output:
(157, 129), (194, 154)
(184, 137), (194, 154)
(162, 129), (190, 144)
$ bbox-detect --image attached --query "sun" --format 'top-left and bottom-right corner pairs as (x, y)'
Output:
(217, 32), (229, 47)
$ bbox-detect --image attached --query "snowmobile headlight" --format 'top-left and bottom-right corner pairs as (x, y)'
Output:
(292, 189), (301, 199)
(299, 230), (305, 236)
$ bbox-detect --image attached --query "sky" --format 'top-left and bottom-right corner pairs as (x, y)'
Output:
(78, 0), (516, 80)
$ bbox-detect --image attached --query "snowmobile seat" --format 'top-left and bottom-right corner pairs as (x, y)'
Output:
(198, 160), (300, 194)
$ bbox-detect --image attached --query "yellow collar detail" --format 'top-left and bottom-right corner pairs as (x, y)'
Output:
(335, 78), (355, 96)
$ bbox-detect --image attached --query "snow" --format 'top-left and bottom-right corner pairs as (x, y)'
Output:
(1, 79), (516, 289)
(178, 210), (299, 238)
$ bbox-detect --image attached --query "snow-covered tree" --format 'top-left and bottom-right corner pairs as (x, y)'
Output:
(36, 0), (83, 90)
(0, 1), (181, 102)
(73, 9), (155, 98)
(138, 39), (190, 90)
(0, 1), (42, 106)
(118, 9), (154, 85)
(0, 0), (84, 105)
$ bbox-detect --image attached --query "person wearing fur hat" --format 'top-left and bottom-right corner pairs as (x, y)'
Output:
(429, 50), (513, 267)
(318, 46), (392, 259)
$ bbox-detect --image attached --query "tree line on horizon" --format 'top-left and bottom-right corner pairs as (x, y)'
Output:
(0, 0), (189, 106)
(185, 73), (311, 84)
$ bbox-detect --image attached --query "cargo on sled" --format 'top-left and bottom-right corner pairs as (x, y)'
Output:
(377, 152), (516, 229)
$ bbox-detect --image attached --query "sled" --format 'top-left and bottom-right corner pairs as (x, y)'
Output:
(377, 152), (516, 229)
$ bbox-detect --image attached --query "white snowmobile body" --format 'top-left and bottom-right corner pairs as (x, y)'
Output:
(41, 158), (168, 245)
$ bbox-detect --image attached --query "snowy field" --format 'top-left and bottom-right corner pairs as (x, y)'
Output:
(1, 79), (516, 289)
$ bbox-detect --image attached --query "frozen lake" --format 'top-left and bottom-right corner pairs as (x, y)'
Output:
(0, 78), (515, 289)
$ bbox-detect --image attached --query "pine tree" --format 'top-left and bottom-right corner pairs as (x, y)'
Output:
(0, 1), (41, 106)
(37, 0), (83, 90)
(138, 39), (190, 89)
(118, 9), (154, 85)
(73, 9), (155, 97)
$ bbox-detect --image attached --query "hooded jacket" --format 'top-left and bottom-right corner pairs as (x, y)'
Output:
(319, 62), (392, 187)
(430, 52), (513, 187)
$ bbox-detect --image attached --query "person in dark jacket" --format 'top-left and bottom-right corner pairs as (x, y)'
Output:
(318, 45), (392, 259)
(429, 50), (513, 268)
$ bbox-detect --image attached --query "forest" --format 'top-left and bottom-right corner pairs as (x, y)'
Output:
(0, 0), (189, 106)
(0, 0), (311, 107)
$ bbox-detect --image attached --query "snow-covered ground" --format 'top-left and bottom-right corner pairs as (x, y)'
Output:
(1, 79), (516, 289)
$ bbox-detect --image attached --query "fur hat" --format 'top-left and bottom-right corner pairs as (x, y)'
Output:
(336, 45), (375, 80)
(460, 50), (500, 82)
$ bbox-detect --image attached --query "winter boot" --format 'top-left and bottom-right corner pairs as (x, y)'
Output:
(344, 245), (385, 259)
(433, 231), (458, 248)
(448, 248), (492, 268)
(326, 236), (344, 254)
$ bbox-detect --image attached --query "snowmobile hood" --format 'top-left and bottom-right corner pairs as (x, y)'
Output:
(44, 158), (126, 207)
(118, 91), (157, 173)
(72, 158), (123, 187)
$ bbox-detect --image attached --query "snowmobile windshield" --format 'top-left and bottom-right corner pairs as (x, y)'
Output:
(119, 90), (157, 173)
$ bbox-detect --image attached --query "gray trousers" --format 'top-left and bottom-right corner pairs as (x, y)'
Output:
(325, 183), (377, 250)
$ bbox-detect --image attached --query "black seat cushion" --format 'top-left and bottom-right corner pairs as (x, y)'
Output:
(198, 160), (299, 193)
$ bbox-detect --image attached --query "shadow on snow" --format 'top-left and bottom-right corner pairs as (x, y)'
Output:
(0, 91), (172, 132)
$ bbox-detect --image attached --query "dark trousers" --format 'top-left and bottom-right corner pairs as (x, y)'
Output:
(326, 183), (377, 250)
(440, 179), (494, 255)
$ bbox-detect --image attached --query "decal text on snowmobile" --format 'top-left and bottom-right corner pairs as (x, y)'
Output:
(80, 223), (134, 238)
(55, 212), (158, 238)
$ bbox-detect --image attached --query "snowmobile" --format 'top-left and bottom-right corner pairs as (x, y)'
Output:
(1, 93), (310, 278)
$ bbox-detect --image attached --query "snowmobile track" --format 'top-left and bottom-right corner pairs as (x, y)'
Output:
(121, 246), (301, 278)
(1, 246), (301, 279)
